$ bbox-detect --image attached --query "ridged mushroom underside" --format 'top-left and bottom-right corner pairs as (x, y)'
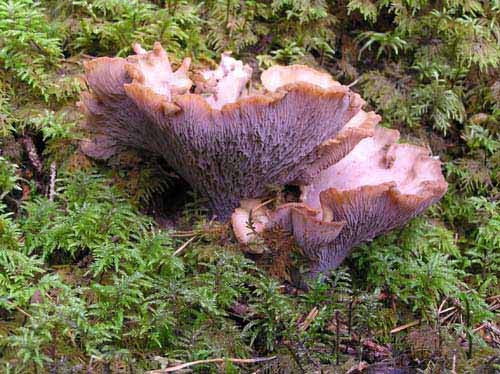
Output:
(80, 43), (365, 219)
(232, 127), (447, 274)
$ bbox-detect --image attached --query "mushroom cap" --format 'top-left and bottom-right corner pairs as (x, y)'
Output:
(79, 56), (154, 159)
(296, 110), (381, 184)
(301, 127), (447, 213)
(199, 52), (253, 109)
(261, 65), (341, 92)
(126, 42), (192, 99)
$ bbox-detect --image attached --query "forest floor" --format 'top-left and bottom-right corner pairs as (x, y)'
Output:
(0, 0), (499, 373)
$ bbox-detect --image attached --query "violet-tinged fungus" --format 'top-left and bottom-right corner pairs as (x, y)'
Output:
(80, 43), (364, 219)
(232, 127), (447, 274)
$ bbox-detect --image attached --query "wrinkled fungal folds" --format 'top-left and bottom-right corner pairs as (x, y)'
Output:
(80, 42), (447, 274)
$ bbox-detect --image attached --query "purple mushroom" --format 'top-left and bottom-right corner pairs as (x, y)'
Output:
(232, 126), (448, 274)
(80, 42), (364, 219)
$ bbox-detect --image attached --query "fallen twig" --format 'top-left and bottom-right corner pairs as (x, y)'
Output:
(390, 320), (419, 334)
(173, 236), (197, 256)
(438, 306), (456, 315)
(472, 323), (486, 333)
(147, 356), (277, 373)
(485, 322), (500, 336)
(347, 77), (362, 88)
(438, 297), (448, 314)
(489, 303), (499, 311)
(440, 310), (457, 324)
(14, 304), (32, 318)
(298, 307), (319, 331)
(171, 226), (225, 238)
(49, 161), (56, 201)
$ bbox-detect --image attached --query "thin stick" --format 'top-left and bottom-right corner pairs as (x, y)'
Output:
(49, 162), (56, 201)
(298, 307), (318, 331)
(173, 236), (197, 256)
(170, 233), (198, 238)
(6, 300), (32, 318)
(171, 226), (224, 238)
(347, 77), (361, 88)
(489, 303), (499, 311)
(15, 305), (32, 318)
(147, 356), (277, 373)
(472, 323), (486, 333)
(439, 306), (456, 315)
(440, 310), (456, 324)
(390, 320), (420, 334)
(485, 322), (500, 335)
(438, 297), (448, 314)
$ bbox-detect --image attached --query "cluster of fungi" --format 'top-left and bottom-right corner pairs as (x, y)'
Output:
(80, 42), (447, 276)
